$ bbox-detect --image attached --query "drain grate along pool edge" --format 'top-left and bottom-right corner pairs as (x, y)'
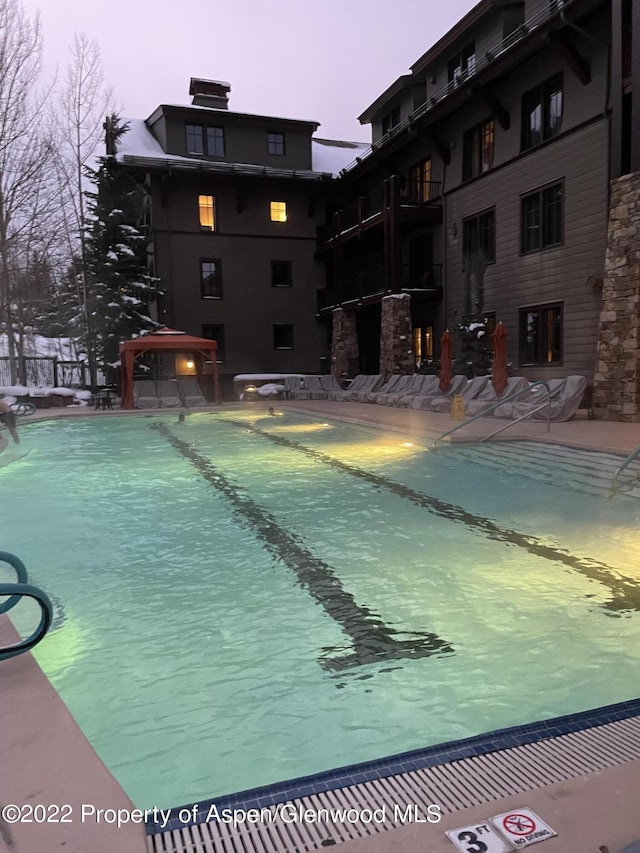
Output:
(147, 711), (640, 853)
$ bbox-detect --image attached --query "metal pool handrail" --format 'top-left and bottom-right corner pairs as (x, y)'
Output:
(0, 583), (53, 660)
(609, 443), (640, 497)
(0, 550), (53, 661)
(432, 381), (552, 448)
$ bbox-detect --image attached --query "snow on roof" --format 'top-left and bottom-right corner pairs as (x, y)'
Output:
(311, 138), (370, 177)
(117, 120), (368, 179)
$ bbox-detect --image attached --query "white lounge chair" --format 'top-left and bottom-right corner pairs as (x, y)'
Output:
(464, 377), (530, 417)
(329, 375), (384, 401)
(177, 378), (207, 406)
(156, 380), (182, 408)
(134, 380), (160, 409)
(423, 375), (491, 413)
(492, 378), (567, 420)
(410, 375), (468, 410)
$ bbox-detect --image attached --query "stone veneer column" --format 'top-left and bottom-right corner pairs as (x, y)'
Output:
(379, 293), (414, 378)
(331, 308), (358, 380)
(593, 173), (640, 422)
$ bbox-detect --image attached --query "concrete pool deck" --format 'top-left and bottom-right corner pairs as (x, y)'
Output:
(2, 400), (640, 853)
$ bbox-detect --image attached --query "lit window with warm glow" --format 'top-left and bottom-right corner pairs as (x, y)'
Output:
(199, 195), (216, 230)
(270, 201), (287, 222)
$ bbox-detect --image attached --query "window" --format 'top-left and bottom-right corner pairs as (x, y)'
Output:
(186, 124), (225, 156)
(201, 324), (225, 362)
(200, 260), (223, 299)
(273, 324), (294, 349)
(521, 73), (563, 150)
(408, 159), (432, 202)
(519, 303), (563, 365)
(206, 127), (225, 157)
(198, 195), (216, 231)
(267, 132), (285, 155)
(412, 326), (434, 367)
(270, 201), (287, 222)
(521, 183), (563, 252)
(462, 209), (495, 263)
(448, 42), (476, 86)
(186, 124), (204, 155)
(382, 107), (401, 135)
(463, 119), (494, 181)
(271, 261), (292, 287)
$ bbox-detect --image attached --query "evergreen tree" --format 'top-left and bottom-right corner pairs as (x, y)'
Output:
(84, 117), (161, 371)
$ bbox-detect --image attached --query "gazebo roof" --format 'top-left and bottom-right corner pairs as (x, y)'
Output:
(119, 328), (218, 354)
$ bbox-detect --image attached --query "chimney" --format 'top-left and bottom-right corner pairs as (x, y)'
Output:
(189, 78), (230, 109)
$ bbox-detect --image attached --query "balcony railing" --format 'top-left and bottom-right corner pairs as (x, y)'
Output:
(317, 180), (441, 246)
(316, 263), (443, 312)
(402, 263), (443, 291)
(338, 0), (576, 174)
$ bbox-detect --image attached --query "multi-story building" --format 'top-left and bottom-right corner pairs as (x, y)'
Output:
(115, 78), (366, 396)
(318, 0), (612, 385)
(116, 0), (640, 419)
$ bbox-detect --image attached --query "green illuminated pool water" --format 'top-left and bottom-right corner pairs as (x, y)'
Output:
(1, 410), (639, 810)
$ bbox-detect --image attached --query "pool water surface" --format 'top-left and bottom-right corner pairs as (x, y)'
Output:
(1, 410), (640, 810)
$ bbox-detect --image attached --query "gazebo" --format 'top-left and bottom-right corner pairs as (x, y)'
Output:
(119, 328), (222, 409)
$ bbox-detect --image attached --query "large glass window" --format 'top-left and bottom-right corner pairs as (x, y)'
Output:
(206, 127), (225, 157)
(200, 260), (223, 299)
(270, 201), (287, 222)
(519, 303), (563, 365)
(267, 132), (285, 155)
(448, 42), (476, 86)
(462, 119), (495, 181)
(198, 195), (215, 231)
(186, 124), (225, 156)
(462, 209), (495, 263)
(408, 158), (432, 202)
(521, 74), (563, 150)
(186, 124), (204, 155)
(271, 261), (292, 287)
(382, 107), (401, 135)
(521, 183), (563, 253)
(201, 324), (225, 362)
(273, 324), (294, 349)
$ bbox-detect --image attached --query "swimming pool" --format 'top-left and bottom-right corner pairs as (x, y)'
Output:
(2, 410), (640, 812)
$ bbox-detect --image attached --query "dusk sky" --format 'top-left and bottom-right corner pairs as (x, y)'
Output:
(22, 0), (479, 142)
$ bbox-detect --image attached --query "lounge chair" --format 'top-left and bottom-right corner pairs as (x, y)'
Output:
(505, 375), (587, 422)
(423, 375), (491, 413)
(463, 376), (530, 417)
(492, 378), (567, 420)
(365, 374), (409, 404)
(177, 378), (207, 406)
(410, 375), (468, 410)
(328, 375), (384, 401)
(295, 376), (327, 400)
(389, 374), (443, 407)
(319, 375), (343, 395)
(283, 376), (305, 399)
(133, 380), (160, 409)
(156, 380), (182, 408)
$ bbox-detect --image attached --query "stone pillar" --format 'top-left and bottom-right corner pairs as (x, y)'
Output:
(331, 308), (358, 381)
(379, 293), (414, 378)
(593, 173), (640, 422)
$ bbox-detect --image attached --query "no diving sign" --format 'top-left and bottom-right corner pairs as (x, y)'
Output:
(491, 808), (557, 847)
(447, 808), (556, 851)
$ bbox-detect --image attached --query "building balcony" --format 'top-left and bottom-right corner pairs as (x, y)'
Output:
(317, 178), (442, 250)
(316, 264), (442, 314)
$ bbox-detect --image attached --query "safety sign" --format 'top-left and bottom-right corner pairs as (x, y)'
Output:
(446, 821), (513, 852)
(491, 808), (557, 847)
